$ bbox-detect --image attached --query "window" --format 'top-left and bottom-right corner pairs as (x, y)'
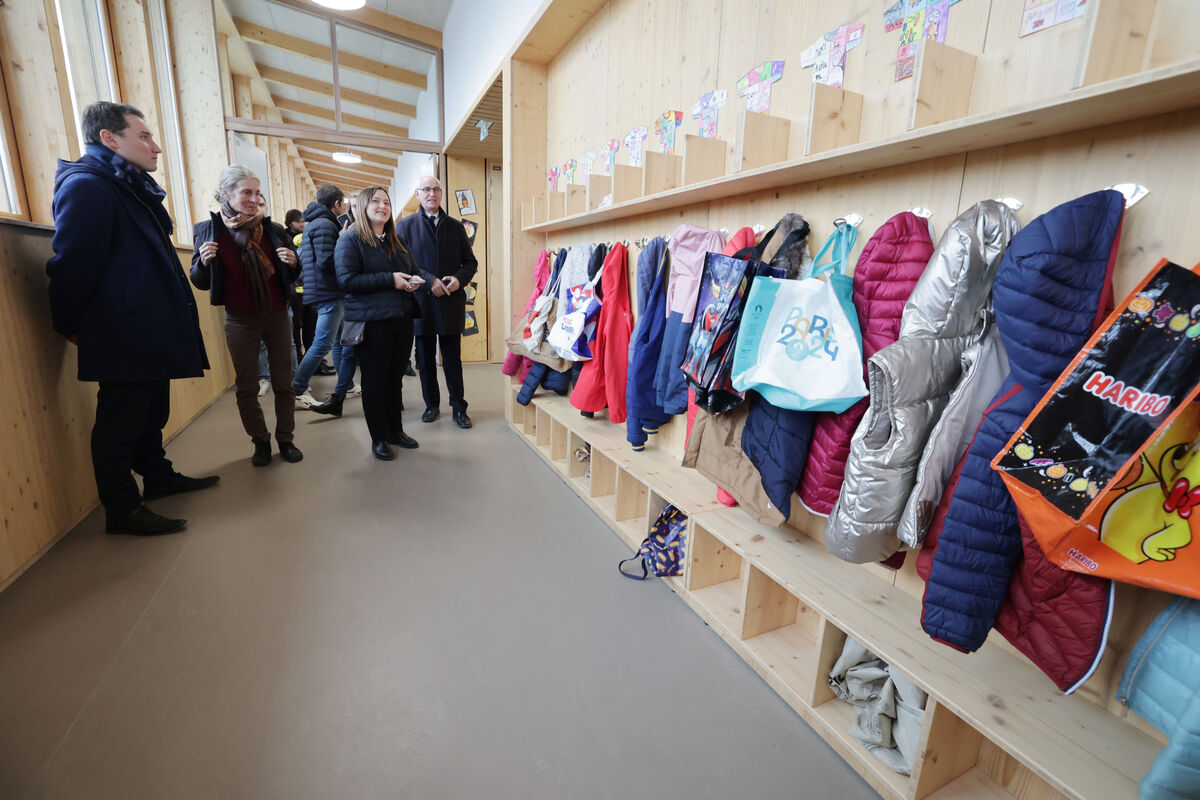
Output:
(54, 0), (119, 153)
(0, 94), (18, 216)
(145, 0), (192, 243)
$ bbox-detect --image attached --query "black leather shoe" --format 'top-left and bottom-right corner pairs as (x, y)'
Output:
(453, 410), (473, 429)
(251, 440), (272, 467)
(372, 440), (394, 460)
(421, 407), (439, 423)
(389, 431), (419, 449)
(279, 441), (304, 463)
(311, 393), (344, 417)
(106, 505), (187, 536)
(315, 363), (337, 376)
(142, 473), (220, 501)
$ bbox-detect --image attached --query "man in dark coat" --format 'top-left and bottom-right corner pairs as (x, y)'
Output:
(396, 175), (479, 429)
(46, 101), (216, 537)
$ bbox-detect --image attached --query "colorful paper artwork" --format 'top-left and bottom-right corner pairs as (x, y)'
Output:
(691, 90), (727, 138)
(562, 158), (579, 184)
(800, 24), (865, 88)
(462, 219), (478, 246)
(654, 111), (684, 155)
(455, 188), (477, 216)
(736, 60), (785, 113)
(624, 125), (649, 167)
(599, 139), (619, 175)
(579, 150), (597, 177)
(463, 309), (479, 336)
(1020, 0), (1087, 37)
(885, 0), (965, 81)
(547, 166), (561, 192)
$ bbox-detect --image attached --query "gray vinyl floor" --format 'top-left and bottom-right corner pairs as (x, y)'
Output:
(0, 365), (879, 800)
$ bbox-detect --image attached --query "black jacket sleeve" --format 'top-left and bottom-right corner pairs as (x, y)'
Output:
(189, 219), (215, 291)
(45, 175), (116, 336)
(334, 232), (394, 295)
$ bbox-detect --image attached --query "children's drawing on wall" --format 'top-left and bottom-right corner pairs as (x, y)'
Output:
(691, 90), (727, 138)
(461, 219), (478, 246)
(885, 0), (965, 81)
(625, 125), (649, 167)
(455, 188), (477, 216)
(600, 138), (619, 175)
(736, 60), (785, 113)
(562, 158), (579, 184)
(654, 111), (684, 154)
(800, 24), (864, 88)
(579, 150), (597, 177)
(1020, 0), (1087, 37)
(546, 166), (560, 192)
(463, 309), (479, 337)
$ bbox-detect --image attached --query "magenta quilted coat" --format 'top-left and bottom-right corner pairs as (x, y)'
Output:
(798, 212), (934, 516)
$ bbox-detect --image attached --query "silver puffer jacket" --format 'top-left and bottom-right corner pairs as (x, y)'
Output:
(824, 201), (1020, 563)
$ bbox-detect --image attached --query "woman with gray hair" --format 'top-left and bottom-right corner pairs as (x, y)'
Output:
(190, 164), (304, 467)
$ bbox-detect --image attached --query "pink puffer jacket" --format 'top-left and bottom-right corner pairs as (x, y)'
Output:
(798, 212), (934, 516)
(502, 249), (551, 380)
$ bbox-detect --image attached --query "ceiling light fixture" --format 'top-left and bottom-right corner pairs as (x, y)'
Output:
(311, 0), (366, 10)
(331, 151), (362, 165)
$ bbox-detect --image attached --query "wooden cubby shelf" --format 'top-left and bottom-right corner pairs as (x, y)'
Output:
(521, 59), (1200, 234)
(509, 391), (1164, 800)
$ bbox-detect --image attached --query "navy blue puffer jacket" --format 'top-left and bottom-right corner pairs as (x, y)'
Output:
(921, 190), (1124, 692)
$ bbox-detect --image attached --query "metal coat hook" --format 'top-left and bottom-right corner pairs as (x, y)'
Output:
(834, 213), (863, 228)
(909, 206), (933, 218)
(1108, 183), (1150, 208)
(752, 223), (767, 237)
(996, 196), (1024, 211)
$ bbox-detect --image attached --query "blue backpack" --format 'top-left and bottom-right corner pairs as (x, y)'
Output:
(619, 504), (687, 580)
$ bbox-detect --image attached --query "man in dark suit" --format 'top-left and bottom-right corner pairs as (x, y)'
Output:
(46, 101), (216, 536)
(396, 176), (479, 429)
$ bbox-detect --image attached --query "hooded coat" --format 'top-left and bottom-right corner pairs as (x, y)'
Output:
(297, 201), (342, 305)
(625, 238), (672, 449)
(920, 190), (1124, 693)
(824, 201), (1020, 563)
(799, 212), (934, 517)
(572, 243), (632, 421)
(46, 154), (209, 382)
(502, 249), (551, 380)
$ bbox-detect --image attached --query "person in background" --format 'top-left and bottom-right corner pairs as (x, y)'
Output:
(284, 208), (307, 365)
(256, 193), (298, 396)
(334, 186), (421, 460)
(293, 184), (347, 408)
(46, 101), (216, 536)
(191, 165), (303, 467)
(397, 175), (478, 429)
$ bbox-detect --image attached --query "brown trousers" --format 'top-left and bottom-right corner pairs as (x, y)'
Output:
(224, 308), (295, 444)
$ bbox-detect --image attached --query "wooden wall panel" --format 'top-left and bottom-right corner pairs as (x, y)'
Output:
(446, 156), (490, 363)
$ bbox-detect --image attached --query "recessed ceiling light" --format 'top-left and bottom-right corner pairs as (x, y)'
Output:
(332, 151), (362, 164)
(311, 0), (366, 10)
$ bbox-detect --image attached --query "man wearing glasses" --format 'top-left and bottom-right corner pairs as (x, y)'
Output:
(397, 175), (479, 429)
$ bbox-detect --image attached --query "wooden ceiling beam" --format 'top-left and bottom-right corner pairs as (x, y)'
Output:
(320, 5), (441, 50)
(233, 18), (427, 90)
(257, 65), (417, 119)
(305, 161), (392, 184)
(296, 142), (398, 169)
(274, 97), (409, 138)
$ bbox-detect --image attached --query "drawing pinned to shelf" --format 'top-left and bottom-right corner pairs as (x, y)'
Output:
(1020, 0), (1087, 37)
(691, 90), (727, 138)
(654, 111), (684, 154)
(562, 158), (579, 184)
(455, 188), (477, 216)
(625, 125), (649, 167)
(599, 138), (619, 175)
(736, 60), (785, 113)
(579, 150), (597, 177)
(885, 0), (965, 81)
(800, 24), (864, 88)
(547, 166), (561, 192)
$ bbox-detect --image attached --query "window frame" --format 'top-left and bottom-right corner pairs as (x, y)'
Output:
(54, 0), (121, 155)
(0, 70), (29, 221)
(143, 0), (194, 246)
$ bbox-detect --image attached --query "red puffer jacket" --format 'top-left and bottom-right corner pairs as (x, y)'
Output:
(572, 243), (632, 422)
(798, 212), (934, 516)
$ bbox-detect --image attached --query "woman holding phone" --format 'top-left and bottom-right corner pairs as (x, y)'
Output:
(334, 186), (423, 460)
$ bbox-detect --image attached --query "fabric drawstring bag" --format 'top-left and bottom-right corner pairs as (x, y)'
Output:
(731, 220), (866, 412)
(547, 270), (603, 361)
(619, 504), (688, 579)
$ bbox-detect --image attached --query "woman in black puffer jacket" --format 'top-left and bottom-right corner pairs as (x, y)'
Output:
(334, 186), (423, 460)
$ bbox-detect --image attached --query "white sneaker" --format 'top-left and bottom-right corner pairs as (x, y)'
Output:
(295, 390), (320, 408)
(258, 379), (270, 397)
(346, 383), (362, 398)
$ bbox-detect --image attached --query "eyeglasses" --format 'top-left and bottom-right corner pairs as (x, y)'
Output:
(416, 187), (442, 195)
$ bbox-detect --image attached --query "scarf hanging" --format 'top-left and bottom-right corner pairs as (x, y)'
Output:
(220, 200), (274, 313)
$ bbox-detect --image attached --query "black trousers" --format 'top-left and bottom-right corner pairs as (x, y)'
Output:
(416, 333), (466, 413)
(92, 380), (176, 514)
(358, 317), (414, 442)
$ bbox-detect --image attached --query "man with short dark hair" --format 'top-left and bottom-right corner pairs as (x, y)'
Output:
(397, 175), (478, 429)
(46, 101), (216, 536)
(293, 183), (347, 408)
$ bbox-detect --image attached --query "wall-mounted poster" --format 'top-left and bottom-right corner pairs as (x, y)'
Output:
(463, 310), (479, 336)
(455, 188), (477, 216)
(462, 219), (478, 246)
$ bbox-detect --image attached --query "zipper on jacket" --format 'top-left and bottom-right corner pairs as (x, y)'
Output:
(1117, 599), (1185, 706)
